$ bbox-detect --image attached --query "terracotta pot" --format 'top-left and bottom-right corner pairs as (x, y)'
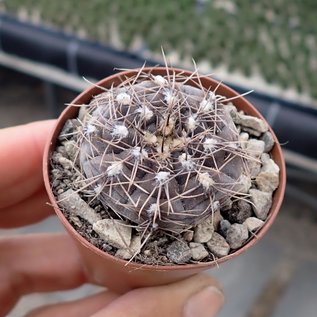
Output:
(43, 67), (286, 293)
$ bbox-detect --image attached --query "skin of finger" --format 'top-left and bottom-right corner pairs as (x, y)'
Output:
(0, 188), (53, 228)
(90, 274), (223, 317)
(25, 291), (119, 317)
(0, 120), (55, 210)
(0, 233), (88, 316)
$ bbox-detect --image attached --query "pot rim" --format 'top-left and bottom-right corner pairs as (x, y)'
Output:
(43, 67), (286, 271)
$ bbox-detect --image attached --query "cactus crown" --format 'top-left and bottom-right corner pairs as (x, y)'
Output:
(78, 68), (253, 233)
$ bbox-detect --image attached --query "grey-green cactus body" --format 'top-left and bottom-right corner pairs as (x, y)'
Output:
(79, 71), (252, 232)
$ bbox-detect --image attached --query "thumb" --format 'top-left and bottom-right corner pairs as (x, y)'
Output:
(91, 274), (224, 317)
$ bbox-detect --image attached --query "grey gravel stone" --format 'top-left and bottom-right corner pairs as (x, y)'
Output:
(63, 140), (79, 161)
(244, 217), (264, 232)
(249, 189), (273, 220)
(236, 174), (252, 193)
(261, 153), (271, 163)
(194, 215), (214, 243)
(52, 152), (74, 170)
(232, 112), (268, 133)
(183, 230), (194, 242)
(189, 242), (209, 260)
(167, 240), (192, 264)
(226, 223), (249, 249)
(69, 215), (83, 228)
(219, 219), (231, 237)
(58, 119), (78, 141)
(207, 232), (230, 258)
(224, 104), (238, 118)
(246, 139), (265, 156)
(256, 158), (280, 192)
(242, 127), (262, 137)
(239, 132), (249, 149)
(115, 235), (141, 260)
(93, 219), (132, 249)
(58, 189), (101, 225)
(225, 200), (252, 224)
(212, 210), (224, 230)
(246, 139), (265, 177)
(260, 131), (275, 153)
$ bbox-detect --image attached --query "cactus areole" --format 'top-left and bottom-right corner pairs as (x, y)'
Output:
(49, 67), (284, 265)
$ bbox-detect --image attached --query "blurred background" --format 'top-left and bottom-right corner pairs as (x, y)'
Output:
(0, 1), (316, 316)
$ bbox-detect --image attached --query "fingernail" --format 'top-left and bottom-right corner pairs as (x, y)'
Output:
(183, 286), (224, 317)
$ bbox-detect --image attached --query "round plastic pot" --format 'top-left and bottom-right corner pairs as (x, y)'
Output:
(43, 67), (286, 293)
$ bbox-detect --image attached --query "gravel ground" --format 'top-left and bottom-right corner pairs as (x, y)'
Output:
(1, 66), (316, 317)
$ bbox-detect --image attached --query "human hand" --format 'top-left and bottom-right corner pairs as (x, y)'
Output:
(0, 120), (224, 317)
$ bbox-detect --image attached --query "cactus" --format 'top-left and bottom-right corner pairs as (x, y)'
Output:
(77, 68), (254, 234)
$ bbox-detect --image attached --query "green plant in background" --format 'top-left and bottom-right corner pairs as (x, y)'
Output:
(3, 0), (317, 100)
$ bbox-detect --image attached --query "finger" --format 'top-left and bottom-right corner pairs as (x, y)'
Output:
(0, 233), (87, 317)
(25, 291), (119, 317)
(91, 274), (224, 317)
(0, 188), (53, 228)
(0, 120), (55, 210)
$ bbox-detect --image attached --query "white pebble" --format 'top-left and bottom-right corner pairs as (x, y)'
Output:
(249, 189), (272, 220)
(244, 217), (264, 232)
(194, 216), (214, 243)
(207, 232), (230, 258)
(58, 189), (101, 225)
(190, 242), (209, 260)
(256, 158), (280, 192)
(93, 219), (132, 249)
(115, 235), (142, 260)
(226, 223), (249, 249)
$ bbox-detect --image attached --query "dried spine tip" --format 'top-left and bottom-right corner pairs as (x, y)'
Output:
(116, 92), (131, 105)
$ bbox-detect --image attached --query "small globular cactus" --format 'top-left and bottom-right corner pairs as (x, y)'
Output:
(78, 69), (253, 233)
